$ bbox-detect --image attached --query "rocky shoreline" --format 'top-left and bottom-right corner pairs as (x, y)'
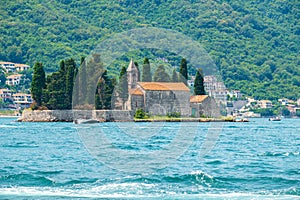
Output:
(18, 109), (134, 122)
(17, 109), (241, 123)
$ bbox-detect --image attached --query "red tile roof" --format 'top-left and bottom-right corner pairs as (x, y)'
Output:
(138, 82), (189, 91)
(190, 95), (209, 103)
(129, 88), (143, 96)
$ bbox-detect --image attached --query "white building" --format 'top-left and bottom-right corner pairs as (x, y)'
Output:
(0, 62), (16, 73)
(6, 74), (23, 86)
(12, 93), (33, 108)
(278, 98), (289, 106)
(0, 88), (13, 101)
(204, 75), (227, 104)
(0, 62), (30, 73)
(258, 100), (273, 108)
(15, 63), (30, 71)
(227, 90), (243, 99)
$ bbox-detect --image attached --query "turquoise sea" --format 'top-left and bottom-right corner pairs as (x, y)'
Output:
(0, 117), (299, 199)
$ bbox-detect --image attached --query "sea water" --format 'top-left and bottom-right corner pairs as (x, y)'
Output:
(0, 117), (299, 199)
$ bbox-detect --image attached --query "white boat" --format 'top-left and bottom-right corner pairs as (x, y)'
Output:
(74, 119), (99, 124)
(234, 118), (249, 122)
(269, 116), (281, 121)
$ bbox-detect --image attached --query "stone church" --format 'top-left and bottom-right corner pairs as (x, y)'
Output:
(124, 59), (218, 117)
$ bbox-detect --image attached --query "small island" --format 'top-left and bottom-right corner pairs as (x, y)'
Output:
(2, 56), (300, 122)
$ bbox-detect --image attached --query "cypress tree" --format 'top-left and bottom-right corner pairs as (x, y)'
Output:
(172, 69), (178, 82)
(119, 66), (128, 109)
(179, 58), (188, 85)
(59, 60), (65, 72)
(104, 76), (114, 109)
(142, 58), (151, 82)
(65, 58), (76, 109)
(79, 57), (87, 105)
(31, 62), (45, 106)
(194, 68), (205, 95)
(134, 61), (140, 81)
(95, 89), (102, 110)
(153, 65), (170, 82)
(96, 70), (114, 109)
(0, 68), (6, 87)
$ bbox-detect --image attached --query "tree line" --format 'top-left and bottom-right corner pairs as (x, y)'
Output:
(31, 59), (77, 110)
(31, 57), (205, 110)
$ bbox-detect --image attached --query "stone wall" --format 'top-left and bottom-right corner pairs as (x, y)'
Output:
(144, 90), (190, 117)
(18, 109), (134, 122)
(190, 97), (221, 118)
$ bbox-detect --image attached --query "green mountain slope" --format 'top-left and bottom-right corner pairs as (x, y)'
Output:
(0, 0), (299, 100)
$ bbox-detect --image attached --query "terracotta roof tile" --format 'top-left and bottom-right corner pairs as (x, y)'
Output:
(7, 74), (22, 78)
(13, 93), (31, 97)
(190, 95), (209, 103)
(129, 88), (143, 95)
(15, 63), (30, 67)
(138, 82), (190, 91)
(0, 62), (14, 65)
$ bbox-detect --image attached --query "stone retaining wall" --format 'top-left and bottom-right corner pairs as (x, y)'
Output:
(18, 110), (134, 122)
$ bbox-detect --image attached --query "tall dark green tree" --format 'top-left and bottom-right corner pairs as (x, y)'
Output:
(172, 69), (178, 82)
(153, 65), (170, 82)
(77, 57), (87, 105)
(95, 70), (115, 109)
(31, 62), (45, 106)
(0, 67), (6, 87)
(194, 68), (205, 95)
(134, 61), (140, 81)
(119, 66), (128, 109)
(179, 58), (188, 85)
(44, 72), (65, 109)
(95, 89), (102, 110)
(42, 58), (77, 110)
(65, 58), (76, 109)
(142, 57), (151, 82)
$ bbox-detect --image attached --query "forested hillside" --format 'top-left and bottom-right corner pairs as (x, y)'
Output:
(0, 0), (299, 100)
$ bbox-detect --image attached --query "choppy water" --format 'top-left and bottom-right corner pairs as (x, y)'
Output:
(0, 117), (299, 199)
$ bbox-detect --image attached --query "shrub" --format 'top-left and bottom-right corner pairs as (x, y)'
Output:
(167, 112), (181, 118)
(134, 108), (146, 119)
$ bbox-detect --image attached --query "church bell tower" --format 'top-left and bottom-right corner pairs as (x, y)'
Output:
(127, 59), (139, 89)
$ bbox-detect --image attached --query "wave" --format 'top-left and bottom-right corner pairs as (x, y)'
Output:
(2, 141), (39, 148)
(36, 170), (64, 175)
(0, 174), (55, 187)
(130, 170), (216, 188)
(0, 172), (299, 198)
(0, 124), (18, 128)
(259, 151), (300, 157)
(0, 186), (299, 199)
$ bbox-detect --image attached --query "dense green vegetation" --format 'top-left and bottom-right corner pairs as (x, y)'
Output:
(95, 70), (115, 110)
(31, 59), (77, 109)
(194, 68), (205, 95)
(141, 58), (152, 82)
(153, 65), (171, 82)
(179, 58), (188, 85)
(31, 62), (45, 106)
(1, 0), (299, 100)
(0, 68), (6, 88)
(118, 66), (129, 109)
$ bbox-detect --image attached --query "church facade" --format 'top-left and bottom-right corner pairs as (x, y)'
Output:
(125, 59), (219, 117)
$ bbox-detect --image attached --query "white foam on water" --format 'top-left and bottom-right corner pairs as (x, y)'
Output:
(0, 183), (157, 198)
(190, 170), (213, 179)
(0, 125), (18, 128)
(0, 187), (298, 199)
